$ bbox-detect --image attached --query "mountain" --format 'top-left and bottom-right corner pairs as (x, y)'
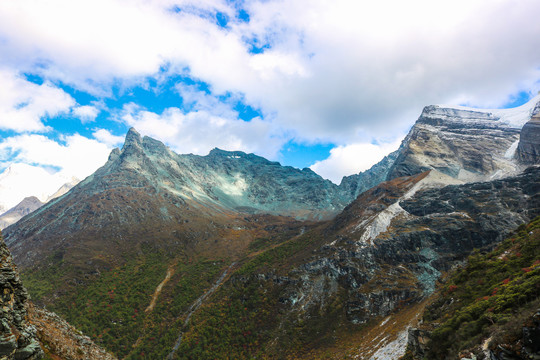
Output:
(4, 94), (540, 358)
(4, 128), (352, 270)
(517, 110), (540, 164)
(386, 95), (540, 182)
(0, 196), (44, 230)
(339, 149), (400, 199)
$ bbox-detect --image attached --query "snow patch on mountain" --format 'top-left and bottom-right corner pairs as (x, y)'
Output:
(437, 93), (540, 128)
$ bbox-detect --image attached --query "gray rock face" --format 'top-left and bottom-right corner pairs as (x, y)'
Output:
(0, 197), (44, 230)
(386, 105), (529, 181)
(0, 231), (43, 360)
(340, 150), (399, 199)
(517, 114), (540, 164)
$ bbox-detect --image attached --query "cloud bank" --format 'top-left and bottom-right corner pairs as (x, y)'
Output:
(0, 0), (540, 183)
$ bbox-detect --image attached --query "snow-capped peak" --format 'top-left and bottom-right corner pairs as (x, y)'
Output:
(436, 93), (540, 129)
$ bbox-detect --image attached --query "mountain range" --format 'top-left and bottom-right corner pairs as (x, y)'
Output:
(1, 94), (540, 359)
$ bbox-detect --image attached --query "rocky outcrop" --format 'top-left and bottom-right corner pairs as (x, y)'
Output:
(516, 113), (540, 164)
(27, 304), (117, 360)
(0, 231), (42, 360)
(0, 197), (43, 230)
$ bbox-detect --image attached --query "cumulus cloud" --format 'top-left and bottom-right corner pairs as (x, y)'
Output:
(121, 104), (284, 159)
(93, 129), (125, 147)
(0, 69), (75, 132)
(310, 139), (403, 184)
(0, 134), (112, 180)
(1, 0), (539, 143)
(72, 105), (100, 123)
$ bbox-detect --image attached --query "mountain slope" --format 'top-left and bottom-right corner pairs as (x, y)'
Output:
(404, 216), (540, 360)
(154, 167), (540, 359)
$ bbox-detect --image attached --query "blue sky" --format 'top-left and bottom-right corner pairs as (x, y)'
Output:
(0, 0), (540, 190)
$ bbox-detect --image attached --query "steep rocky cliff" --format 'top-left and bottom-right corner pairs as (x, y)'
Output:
(0, 230), (42, 360)
(517, 111), (540, 165)
(387, 96), (540, 182)
(339, 149), (399, 199)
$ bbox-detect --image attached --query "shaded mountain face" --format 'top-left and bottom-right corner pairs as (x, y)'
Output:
(517, 112), (540, 164)
(339, 149), (399, 199)
(0, 196), (44, 230)
(405, 217), (540, 360)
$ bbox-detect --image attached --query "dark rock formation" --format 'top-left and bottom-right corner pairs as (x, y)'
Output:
(0, 231), (42, 360)
(263, 167), (540, 325)
(517, 113), (540, 164)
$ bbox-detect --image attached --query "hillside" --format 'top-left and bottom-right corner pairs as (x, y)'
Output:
(404, 216), (540, 360)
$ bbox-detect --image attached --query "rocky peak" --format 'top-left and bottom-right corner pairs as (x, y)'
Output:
(385, 96), (540, 182)
(120, 127), (144, 158)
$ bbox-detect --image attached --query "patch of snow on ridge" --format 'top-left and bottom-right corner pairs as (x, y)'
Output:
(359, 202), (405, 244)
(219, 174), (248, 196)
(437, 93), (540, 129)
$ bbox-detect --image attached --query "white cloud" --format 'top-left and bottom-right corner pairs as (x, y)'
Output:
(310, 139), (402, 184)
(73, 105), (100, 123)
(0, 134), (112, 180)
(93, 129), (124, 147)
(121, 104), (284, 159)
(0, 163), (72, 213)
(0, 68), (75, 132)
(1, 0), (540, 149)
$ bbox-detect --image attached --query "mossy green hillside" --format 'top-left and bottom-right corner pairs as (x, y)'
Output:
(418, 216), (540, 358)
